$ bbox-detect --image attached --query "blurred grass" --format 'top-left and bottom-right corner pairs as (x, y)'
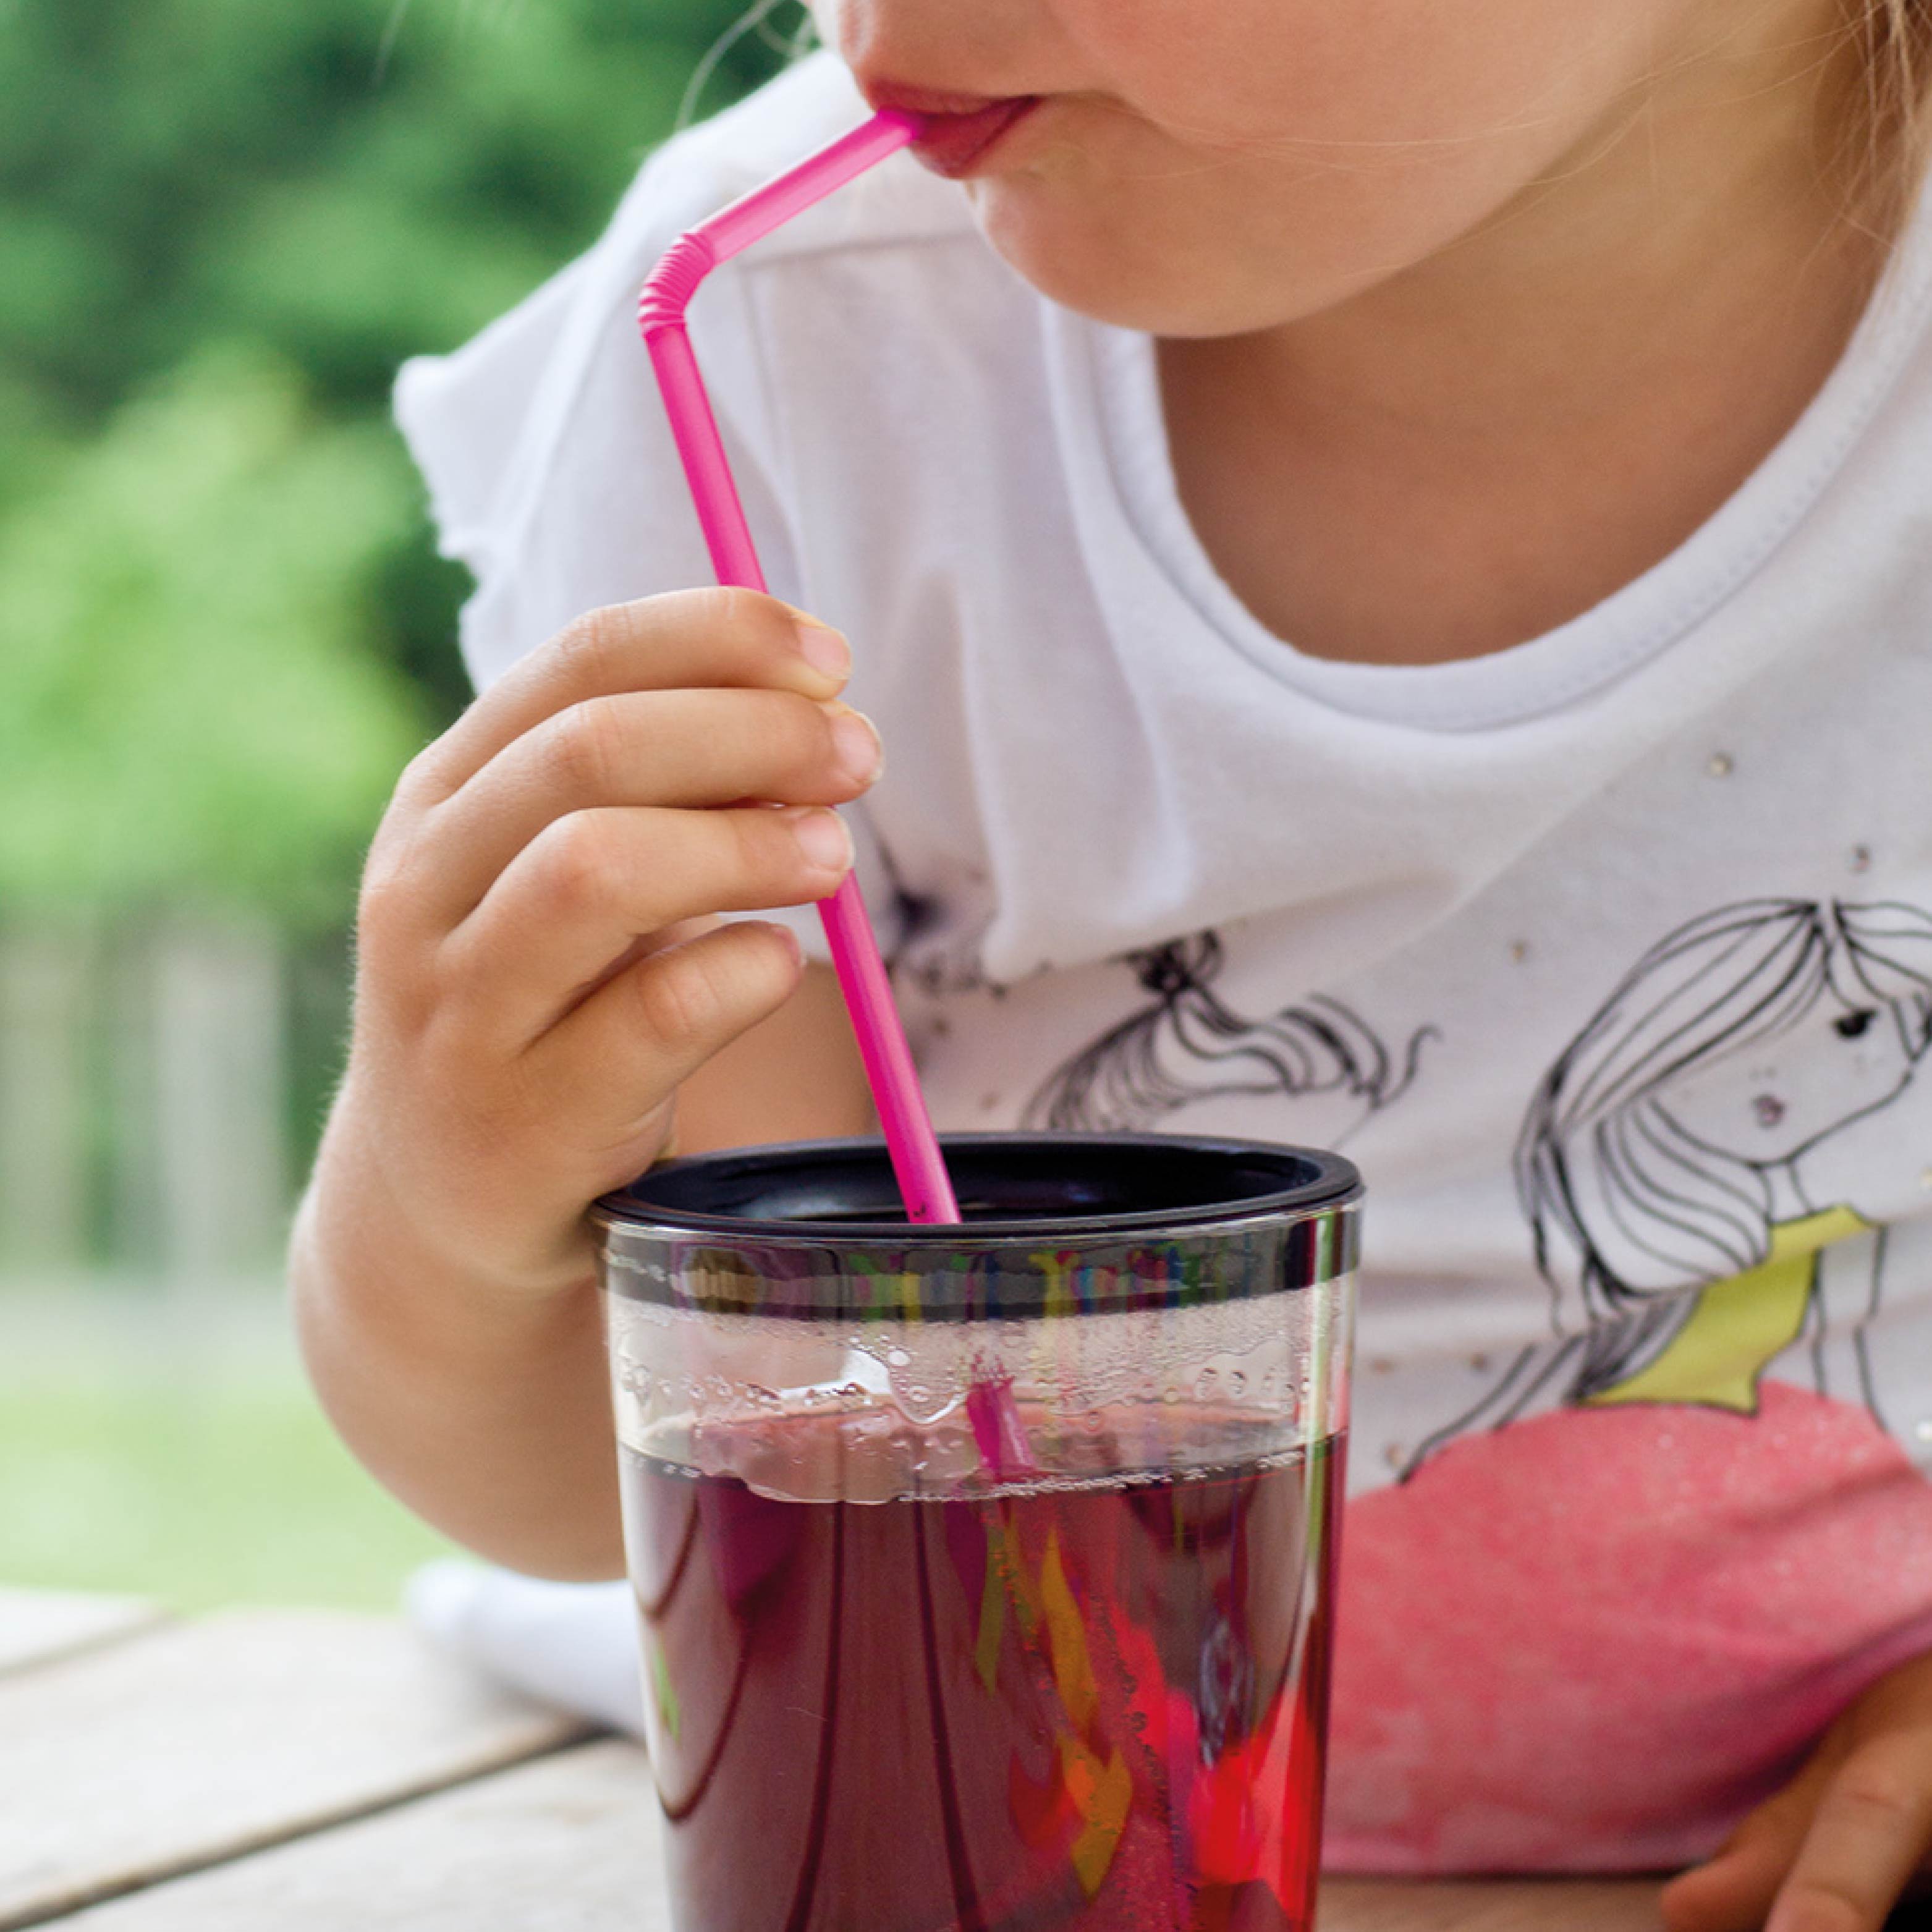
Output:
(0, 1291), (457, 1611)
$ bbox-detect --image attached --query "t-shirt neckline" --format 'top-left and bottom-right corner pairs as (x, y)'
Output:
(1081, 193), (1932, 733)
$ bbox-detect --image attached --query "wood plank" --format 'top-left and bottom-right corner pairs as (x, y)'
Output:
(41, 1745), (1662, 1932)
(0, 1610), (585, 1930)
(0, 1588), (164, 1679)
(44, 1740), (664, 1932)
(40, 1729), (1663, 1932)
(1321, 1876), (1661, 1931)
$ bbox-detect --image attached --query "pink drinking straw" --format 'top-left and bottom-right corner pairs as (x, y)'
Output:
(638, 109), (961, 1226)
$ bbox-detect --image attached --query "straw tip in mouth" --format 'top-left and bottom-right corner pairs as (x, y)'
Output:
(886, 94), (1043, 180)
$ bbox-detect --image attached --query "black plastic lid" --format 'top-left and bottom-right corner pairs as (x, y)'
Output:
(595, 1132), (1360, 1244)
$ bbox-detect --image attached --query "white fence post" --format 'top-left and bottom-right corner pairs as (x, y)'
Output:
(0, 922), (93, 1277)
(151, 916), (289, 1290)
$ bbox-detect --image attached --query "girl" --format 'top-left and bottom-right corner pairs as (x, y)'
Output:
(1452, 896), (1932, 1435)
(295, 0), (1932, 1923)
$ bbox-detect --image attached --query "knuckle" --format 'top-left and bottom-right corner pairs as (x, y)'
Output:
(355, 874), (405, 961)
(549, 603), (630, 682)
(392, 737), (453, 807)
(1829, 1766), (1925, 1828)
(635, 948), (732, 1053)
(543, 698), (624, 799)
(705, 584), (786, 652)
(531, 811), (614, 917)
(357, 842), (404, 920)
(356, 821), (422, 939)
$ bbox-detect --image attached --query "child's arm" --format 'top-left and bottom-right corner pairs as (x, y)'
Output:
(1663, 1648), (1932, 1932)
(290, 590), (880, 1580)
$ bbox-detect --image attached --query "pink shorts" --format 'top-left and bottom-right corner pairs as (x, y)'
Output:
(1324, 1382), (1932, 1873)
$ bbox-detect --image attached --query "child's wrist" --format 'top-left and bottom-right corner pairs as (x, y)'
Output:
(303, 1088), (599, 1313)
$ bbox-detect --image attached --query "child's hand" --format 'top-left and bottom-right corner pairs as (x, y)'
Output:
(336, 588), (879, 1297)
(1662, 1648), (1932, 1932)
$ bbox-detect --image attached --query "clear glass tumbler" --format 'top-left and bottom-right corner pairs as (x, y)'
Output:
(595, 1132), (1360, 1932)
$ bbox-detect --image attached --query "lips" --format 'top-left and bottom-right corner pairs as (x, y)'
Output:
(863, 82), (1042, 179)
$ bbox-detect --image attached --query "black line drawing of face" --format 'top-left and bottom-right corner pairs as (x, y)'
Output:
(1519, 900), (1932, 1331)
(1400, 899), (1932, 1456)
(1661, 984), (1920, 1169)
(1023, 930), (1433, 1137)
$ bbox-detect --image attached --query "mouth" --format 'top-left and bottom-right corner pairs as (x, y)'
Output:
(863, 81), (1043, 180)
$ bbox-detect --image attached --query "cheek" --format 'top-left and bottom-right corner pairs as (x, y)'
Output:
(1056, 0), (1648, 147)
(967, 0), (1682, 332)
(1668, 1033), (1916, 1153)
(812, 0), (1690, 334)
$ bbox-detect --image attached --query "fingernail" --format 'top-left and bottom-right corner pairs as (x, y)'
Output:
(790, 614), (850, 680)
(827, 706), (884, 786)
(787, 807), (854, 873)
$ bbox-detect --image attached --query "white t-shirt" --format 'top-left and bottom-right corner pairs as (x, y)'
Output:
(398, 52), (1932, 1875)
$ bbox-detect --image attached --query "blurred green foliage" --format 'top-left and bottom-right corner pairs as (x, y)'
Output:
(0, 0), (797, 918)
(0, 351), (428, 923)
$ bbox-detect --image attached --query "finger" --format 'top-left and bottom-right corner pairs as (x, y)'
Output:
(444, 802), (852, 1046)
(410, 688), (882, 926)
(527, 919), (807, 1169)
(1763, 1735), (1932, 1932)
(402, 590), (852, 803)
(1663, 1756), (1841, 1932)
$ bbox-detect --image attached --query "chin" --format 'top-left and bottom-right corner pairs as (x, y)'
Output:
(967, 177), (1358, 339)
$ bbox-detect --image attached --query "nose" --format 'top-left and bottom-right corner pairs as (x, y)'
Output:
(815, 0), (1060, 100)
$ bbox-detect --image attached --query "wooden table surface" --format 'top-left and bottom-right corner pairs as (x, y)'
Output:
(0, 1584), (1677, 1930)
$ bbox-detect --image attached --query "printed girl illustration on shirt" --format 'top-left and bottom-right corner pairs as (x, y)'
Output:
(1024, 930), (1432, 1142)
(1418, 896), (1932, 1461)
(1324, 899), (1932, 1872)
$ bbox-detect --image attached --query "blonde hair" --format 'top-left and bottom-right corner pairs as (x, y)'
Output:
(1847, 0), (1932, 221)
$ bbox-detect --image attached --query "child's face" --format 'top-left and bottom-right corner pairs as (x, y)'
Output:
(815, 0), (1841, 336)
(1662, 993), (1923, 1168)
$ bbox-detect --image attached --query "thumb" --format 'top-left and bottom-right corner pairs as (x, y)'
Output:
(1663, 1742), (1847, 1932)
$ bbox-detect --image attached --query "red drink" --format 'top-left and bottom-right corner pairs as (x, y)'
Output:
(622, 1412), (1343, 1932)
